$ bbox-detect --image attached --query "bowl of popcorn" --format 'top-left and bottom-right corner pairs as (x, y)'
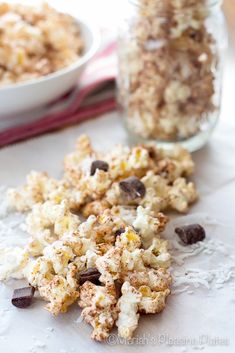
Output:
(0, 2), (100, 115)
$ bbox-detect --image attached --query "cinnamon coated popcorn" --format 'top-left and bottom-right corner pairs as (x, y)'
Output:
(2, 135), (199, 341)
(0, 2), (84, 86)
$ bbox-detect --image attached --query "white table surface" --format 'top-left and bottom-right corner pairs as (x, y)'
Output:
(0, 2), (235, 353)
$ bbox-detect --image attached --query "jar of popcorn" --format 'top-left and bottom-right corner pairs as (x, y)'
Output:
(117, 0), (227, 151)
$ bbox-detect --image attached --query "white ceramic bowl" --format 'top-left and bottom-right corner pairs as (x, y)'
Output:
(0, 19), (100, 116)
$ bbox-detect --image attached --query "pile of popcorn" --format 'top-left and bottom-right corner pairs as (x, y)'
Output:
(1, 135), (198, 341)
(118, 0), (218, 141)
(0, 2), (84, 86)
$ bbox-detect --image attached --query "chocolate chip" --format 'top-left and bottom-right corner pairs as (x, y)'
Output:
(79, 268), (101, 285)
(115, 228), (125, 237)
(175, 224), (206, 245)
(119, 176), (146, 200)
(114, 280), (122, 299)
(188, 29), (202, 42)
(12, 286), (35, 308)
(148, 148), (156, 159)
(90, 160), (109, 176)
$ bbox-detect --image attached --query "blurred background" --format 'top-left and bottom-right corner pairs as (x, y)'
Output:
(8, 0), (234, 50)
(4, 0), (235, 123)
(56, 1), (235, 53)
(223, 0), (235, 47)
(50, 0), (235, 123)
(51, 0), (235, 52)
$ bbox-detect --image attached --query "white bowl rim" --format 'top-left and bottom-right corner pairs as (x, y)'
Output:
(0, 18), (100, 91)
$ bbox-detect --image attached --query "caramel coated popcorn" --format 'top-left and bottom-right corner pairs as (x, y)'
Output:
(0, 2), (84, 86)
(2, 135), (199, 341)
(118, 0), (219, 141)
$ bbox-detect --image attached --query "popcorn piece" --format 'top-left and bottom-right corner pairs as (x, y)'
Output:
(82, 199), (111, 218)
(133, 206), (168, 248)
(65, 135), (95, 167)
(63, 234), (97, 258)
(79, 282), (117, 341)
(43, 179), (85, 210)
(39, 234), (98, 276)
(116, 282), (141, 339)
(110, 205), (137, 225)
(24, 257), (54, 288)
(64, 137), (113, 202)
(141, 172), (170, 212)
(164, 80), (191, 104)
(25, 257), (79, 315)
(43, 241), (75, 276)
(96, 246), (122, 285)
(85, 249), (100, 269)
(87, 169), (112, 198)
(106, 145), (153, 180)
(64, 135), (97, 186)
(8, 171), (49, 212)
(140, 172), (197, 214)
(122, 268), (172, 292)
(168, 178), (198, 213)
(39, 264), (79, 315)
(121, 248), (146, 272)
(142, 238), (171, 269)
(138, 286), (170, 314)
(8, 171), (84, 212)
(26, 200), (81, 255)
(77, 215), (97, 239)
(116, 227), (142, 252)
(105, 182), (127, 206)
(156, 145), (195, 179)
(78, 210), (126, 245)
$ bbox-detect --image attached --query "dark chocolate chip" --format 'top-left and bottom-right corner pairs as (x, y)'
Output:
(147, 147), (156, 159)
(79, 268), (101, 285)
(119, 176), (146, 200)
(188, 29), (202, 42)
(115, 228), (126, 237)
(90, 160), (109, 176)
(12, 286), (35, 308)
(175, 224), (206, 245)
(114, 280), (122, 299)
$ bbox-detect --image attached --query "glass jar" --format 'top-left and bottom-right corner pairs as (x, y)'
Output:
(117, 0), (227, 151)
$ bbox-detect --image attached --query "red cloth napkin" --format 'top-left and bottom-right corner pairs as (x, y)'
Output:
(0, 43), (117, 148)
